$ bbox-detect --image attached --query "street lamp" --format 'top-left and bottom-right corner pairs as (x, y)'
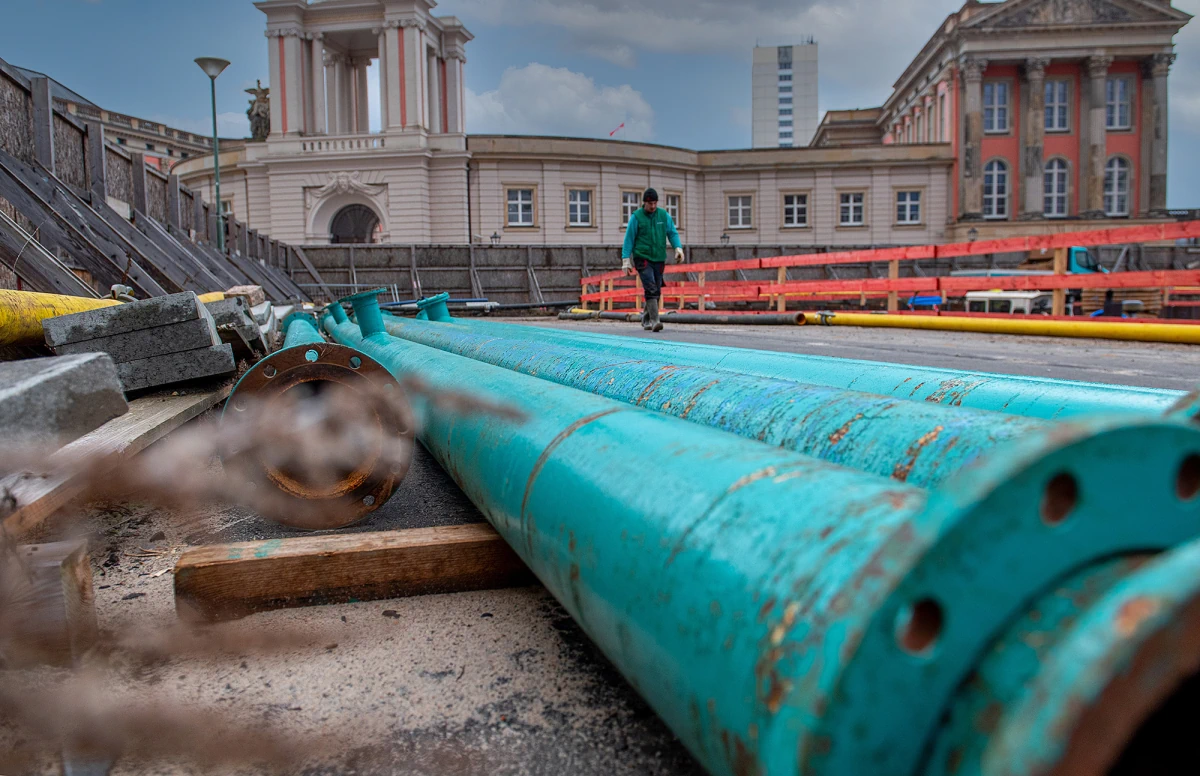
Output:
(967, 227), (979, 243)
(195, 57), (230, 253)
(490, 231), (501, 246)
(720, 232), (730, 246)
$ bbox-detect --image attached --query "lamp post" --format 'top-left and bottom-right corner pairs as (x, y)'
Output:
(967, 227), (979, 243)
(490, 231), (501, 246)
(720, 232), (730, 246)
(195, 57), (230, 253)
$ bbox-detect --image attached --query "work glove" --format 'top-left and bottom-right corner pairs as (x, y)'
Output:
(621, 257), (634, 275)
(674, 248), (685, 264)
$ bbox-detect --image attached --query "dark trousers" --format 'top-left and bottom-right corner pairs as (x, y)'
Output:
(634, 258), (665, 299)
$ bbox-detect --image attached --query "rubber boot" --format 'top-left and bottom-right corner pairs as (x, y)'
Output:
(640, 303), (651, 330)
(648, 297), (663, 332)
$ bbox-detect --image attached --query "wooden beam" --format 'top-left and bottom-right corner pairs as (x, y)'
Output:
(1, 387), (230, 538)
(173, 523), (536, 622)
(85, 121), (106, 202)
(887, 259), (900, 313)
(166, 175), (182, 229)
(1052, 246), (1068, 316)
(129, 152), (148, 215)
(4, 540), (97, 668)
(30, 77), (55, 173)
(291, 245), (335, 301)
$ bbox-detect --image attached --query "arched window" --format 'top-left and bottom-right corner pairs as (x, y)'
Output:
(1043, 158), (1069, 218)
(329, 204), (381, 244)
(983, 159), (1009, 219)
(1104, 157), (1130, 217)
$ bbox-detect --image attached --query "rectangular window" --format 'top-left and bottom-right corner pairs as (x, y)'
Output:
(896, 190), (921, 224)
(220, 200), (233, 215)
(780, 142), (793, 148)
(778, 73), (792, 82)
(779, 97), (793, 105)
(779, 119), (793, 127)
(915, 115), (923, 143)
(839, 192), (865, 226)
(779, 108), (793, 116)
(145, 142), (154, 151)
(665, 193), (681, 227)
(938, 94), (947, 141)
(782, 193), (808, 227)
(779, 85), (793, 93)
(1106, 77), (1132, 129)
(983, 81), (1009, 133)
(567, 189), (591, 227)
(507, 188), (535, 226)
(621, 190), (640, 227)
(728, 195), (752, 228)
(1045, 80), (1069, 131)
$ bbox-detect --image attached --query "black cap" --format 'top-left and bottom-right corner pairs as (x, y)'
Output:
(643, 187), (658, 202)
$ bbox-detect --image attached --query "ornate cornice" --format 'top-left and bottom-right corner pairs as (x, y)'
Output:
(1024, 57), (1049, 82)
(1145, 52), (1176, 78)
(959, 55), (988, 82)
(1086, 54), (1114, 78)
(265, 27), (304, 38)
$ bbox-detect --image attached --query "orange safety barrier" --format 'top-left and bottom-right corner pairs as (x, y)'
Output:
(580, 220), (1200, 314)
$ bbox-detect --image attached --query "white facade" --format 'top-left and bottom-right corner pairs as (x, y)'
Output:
(752, 42), (818, 149)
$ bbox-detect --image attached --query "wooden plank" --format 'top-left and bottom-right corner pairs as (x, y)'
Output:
(85, 194), (199, 293)
(129, 152), (148, 214)
(887, 260), (900, 313)
(292, 245), (335, 301)
(163, 220), (268, 294)
(1052, 247), (1068, 316)
(173, 523), (536, 622)
(132, 209), (230, 291)
(0, 150), (168, 297)
(30, 77), (54, 173)
(85, 122), (106, 202)
(6, 540), (96, 668)
(1, 386), (230, 538)
(0, 208), (102, 296)
(258, 257), (311, 301)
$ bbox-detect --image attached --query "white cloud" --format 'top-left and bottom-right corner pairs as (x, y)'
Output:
(453, 0), (963, 106)
(465, 63), (654, 140)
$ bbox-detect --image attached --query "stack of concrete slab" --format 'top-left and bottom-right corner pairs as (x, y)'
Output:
(250, 300), (280, 349)
(0, 353), (128, 449)
(204, 296), (269, 361)
(43, 292), (236, 393)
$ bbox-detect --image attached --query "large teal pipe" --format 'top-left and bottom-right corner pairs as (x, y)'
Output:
(329, 291), (1200, 776)
(435, 315), (1187, 420)
(924, 536), (1200, 776)
(377, 314), (1044, 489)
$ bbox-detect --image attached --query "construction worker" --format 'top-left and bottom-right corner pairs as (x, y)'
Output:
(621, 188), (683, 332)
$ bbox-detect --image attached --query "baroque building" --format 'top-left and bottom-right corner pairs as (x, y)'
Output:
(174, 0), (1190, 247)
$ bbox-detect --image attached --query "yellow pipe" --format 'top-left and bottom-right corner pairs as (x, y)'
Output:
(197, 291), (225, 304)
(0, 290), (121, 347)
(813, 311), (1200, 345)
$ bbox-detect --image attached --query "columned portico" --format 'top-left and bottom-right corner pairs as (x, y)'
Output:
(1082, 54), (1112, 218)
(1021, 57), (1048, 218)
(960, 56), (987, 219)
(1146, 52), (1174, 215)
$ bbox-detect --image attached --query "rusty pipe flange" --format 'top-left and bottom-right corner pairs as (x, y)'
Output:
(221, 341), (414, 530)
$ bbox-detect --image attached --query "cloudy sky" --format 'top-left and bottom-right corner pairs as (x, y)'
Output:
(1, 0), (1197, 205)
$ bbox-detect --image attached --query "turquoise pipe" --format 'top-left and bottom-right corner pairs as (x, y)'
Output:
(281, 311), (324, 350)
(377, 314), (1045, 489)
(329, 290), (1200, 776)
(435, 314), (1186, 420)
(926, 536), (1200, 776)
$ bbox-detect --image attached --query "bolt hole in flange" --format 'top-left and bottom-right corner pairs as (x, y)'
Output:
(1178, 454), (1200, 501)
(896, 598), (944, 656)
(305, 349), (319, 363)
(350, 356), (362, 369)
(1041, 472), (1079, 526)
(263, 365), (278, 378)
(363, 495), (376, 506)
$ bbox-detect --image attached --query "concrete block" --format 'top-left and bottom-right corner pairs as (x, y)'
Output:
(250, 301), (273, 325)
(55, 309), (220, 363)
(116, 344), (236, 392)
(0, 354), (128, 449)
(206, 297), (267, 359)
(226, 285), (265, 307)
(43, 292), (202, 347)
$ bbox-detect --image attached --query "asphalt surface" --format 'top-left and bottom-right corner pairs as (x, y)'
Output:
(19, 322), (1199, 775)
(514, 317), (1200, 390)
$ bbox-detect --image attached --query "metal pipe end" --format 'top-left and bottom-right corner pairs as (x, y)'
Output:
(324, 302), (349, 325)
(416, 292), (453, 322)
(282, 310), (317, 333)
(339, 288), (389, 337)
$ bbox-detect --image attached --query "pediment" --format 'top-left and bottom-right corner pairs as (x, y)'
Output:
(965, 0), (1190, 29)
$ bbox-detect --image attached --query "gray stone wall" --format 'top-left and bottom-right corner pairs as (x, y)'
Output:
(52, 114), (87, 192)
(0, 71), (34, 164)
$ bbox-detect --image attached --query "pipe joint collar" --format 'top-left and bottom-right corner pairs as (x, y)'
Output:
(340, 288), (389, 338)
(416, 292), (453, 322)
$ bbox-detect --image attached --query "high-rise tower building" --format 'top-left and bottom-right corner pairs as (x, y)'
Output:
(752, 41), (818, 148)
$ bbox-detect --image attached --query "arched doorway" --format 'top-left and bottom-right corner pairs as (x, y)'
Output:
(329, 204), (381, 244)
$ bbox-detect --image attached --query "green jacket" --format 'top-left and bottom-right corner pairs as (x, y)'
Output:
(622, 207), (681, 263)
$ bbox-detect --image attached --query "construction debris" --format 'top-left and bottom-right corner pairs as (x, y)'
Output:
(204, 296), (268, 360)
(0, 353), (127, 449)
(225, 285), (266, 307)
(3, 540), (97, 667)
